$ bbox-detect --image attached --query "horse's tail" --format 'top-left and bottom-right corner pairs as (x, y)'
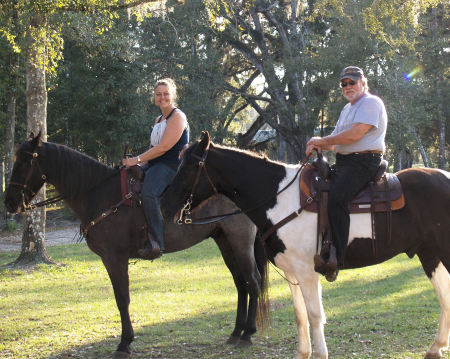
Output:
(255, 231), (271, 331)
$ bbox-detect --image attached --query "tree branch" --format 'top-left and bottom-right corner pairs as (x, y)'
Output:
(224, 83), (272, 103)
(58, 0), (161, 13)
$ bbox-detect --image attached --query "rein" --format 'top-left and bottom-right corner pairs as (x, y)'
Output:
(178, 146), (311, 226)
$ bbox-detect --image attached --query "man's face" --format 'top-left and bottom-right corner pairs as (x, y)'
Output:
(340, 78), (364, 104)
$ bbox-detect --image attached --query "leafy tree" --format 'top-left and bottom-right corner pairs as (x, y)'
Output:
(136, 0), (246, 145)
(203, 0), (445, 164)
(0, 0), (161, 267)
(48, 13), (149, 164)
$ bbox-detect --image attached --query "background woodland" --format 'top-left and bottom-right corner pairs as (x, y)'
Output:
(0, 0), (448, 264)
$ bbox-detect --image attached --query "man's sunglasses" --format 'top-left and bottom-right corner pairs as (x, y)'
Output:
(340, 80), (356, 88)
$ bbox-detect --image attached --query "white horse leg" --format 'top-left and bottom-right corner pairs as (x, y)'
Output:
(426, 262), (450, 359)
(285, 271), (311, 359)
(297, 270), (328, 359)
(287, 269), (328, 359)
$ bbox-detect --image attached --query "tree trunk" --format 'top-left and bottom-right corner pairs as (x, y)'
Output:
(436, 82), (446, 169)
(438, 116), (446, 169)
(3, 94), (16, 222)
(10, 13), (52, 267)
(414, 129), (430, 167)
(432, 7), (447, 170)
(5, 95), (16, 187)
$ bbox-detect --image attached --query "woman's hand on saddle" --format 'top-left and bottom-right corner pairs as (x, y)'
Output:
(122, 157), (139, 168)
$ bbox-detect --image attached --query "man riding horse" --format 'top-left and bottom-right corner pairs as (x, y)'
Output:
(306, 66), (387, 281)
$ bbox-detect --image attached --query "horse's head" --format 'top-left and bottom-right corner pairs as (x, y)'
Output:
(5, 132), (47, 213)
(161, 131), (219, 222)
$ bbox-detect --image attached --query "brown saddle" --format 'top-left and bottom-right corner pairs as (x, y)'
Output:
(300, 161), (405, 214)
(120, 165), (145, 206)
(300, 158), (405, 259)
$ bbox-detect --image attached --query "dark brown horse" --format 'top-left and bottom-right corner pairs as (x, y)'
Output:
(162, 131), (450, 359)
(4, 134), (269, 359)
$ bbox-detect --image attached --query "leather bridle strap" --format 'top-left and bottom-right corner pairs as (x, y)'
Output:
(8, 151), (64, 210)
(9, 152), (45, 197)
(177, 144), (218, 224)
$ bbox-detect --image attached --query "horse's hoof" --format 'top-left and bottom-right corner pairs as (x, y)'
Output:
(424, 352), (442, 359)
(112, 351), (131, 359)
(226, 335), (240, 345)
(237, 338), (252, 347)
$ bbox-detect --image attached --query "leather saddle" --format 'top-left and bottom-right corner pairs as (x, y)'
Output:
(300, 159), (405, 214)
(300, 156), (405, 262)
(120, 165), (145, 206)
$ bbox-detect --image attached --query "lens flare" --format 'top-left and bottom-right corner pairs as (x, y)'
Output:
(402, 65), (424, 82)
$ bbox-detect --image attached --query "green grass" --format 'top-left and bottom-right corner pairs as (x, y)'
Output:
(0, 241), (445, 359)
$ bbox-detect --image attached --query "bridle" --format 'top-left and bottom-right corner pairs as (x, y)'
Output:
(177, 140), (218, 224)
(177, 142), (309, 225)
(9, 151), (63, 210)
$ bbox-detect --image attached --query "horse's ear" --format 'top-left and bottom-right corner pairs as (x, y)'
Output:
(199, 131), (211, 149)
(29, 131), (42, 149)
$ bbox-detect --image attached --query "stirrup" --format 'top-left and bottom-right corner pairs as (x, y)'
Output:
(314, 245), (338, 282)
(138, 237), (162, 260)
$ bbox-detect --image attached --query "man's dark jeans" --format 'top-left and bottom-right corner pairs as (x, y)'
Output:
(142, 162), (177, 251)
(328, 153), (382, 265)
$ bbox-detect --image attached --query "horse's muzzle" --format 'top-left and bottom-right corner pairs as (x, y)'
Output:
(4, 193), (24, 214)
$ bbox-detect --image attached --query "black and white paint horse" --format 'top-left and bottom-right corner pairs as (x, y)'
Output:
(4, 134), (269, 359)
(161, 131), (450, 359)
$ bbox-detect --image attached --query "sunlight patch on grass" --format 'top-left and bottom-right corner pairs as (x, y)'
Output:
(0, 241), (444, 359)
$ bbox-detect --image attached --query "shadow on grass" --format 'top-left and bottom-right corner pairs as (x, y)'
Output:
(43, 279), (439, 359)
(324, 258), (429, 302)
(1, 242), (442, 359)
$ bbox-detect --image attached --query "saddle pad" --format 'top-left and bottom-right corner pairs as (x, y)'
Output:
(299, 164), (405, 214)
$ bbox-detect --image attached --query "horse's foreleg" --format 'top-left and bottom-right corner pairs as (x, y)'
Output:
(288, 269), (328, 359)
(418, 248), (450, 359)
(285, 271), (311, 359)
(101, 255), (134, 358)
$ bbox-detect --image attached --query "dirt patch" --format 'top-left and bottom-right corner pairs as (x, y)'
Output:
(0, 211), (81, 252)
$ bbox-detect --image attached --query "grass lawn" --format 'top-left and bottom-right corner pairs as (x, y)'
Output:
(0, 240), (444, 359)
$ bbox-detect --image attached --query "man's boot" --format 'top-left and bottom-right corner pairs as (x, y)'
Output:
(324, 245), (338, 282)
(314, 240), (338, 282)
(138, 233), (162, 260)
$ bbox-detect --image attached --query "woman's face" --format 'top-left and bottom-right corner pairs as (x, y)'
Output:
(154, 84), (174, 108)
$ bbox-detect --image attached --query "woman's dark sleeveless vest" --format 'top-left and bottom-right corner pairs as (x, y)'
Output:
(147, 108), (189, 170)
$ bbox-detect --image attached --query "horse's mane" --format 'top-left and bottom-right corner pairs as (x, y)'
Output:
(43, 142), (118, 199)
(209, 141), (288, 167)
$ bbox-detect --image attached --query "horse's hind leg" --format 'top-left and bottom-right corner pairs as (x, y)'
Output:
(213, 234), (261, 345)
(417, 247), (450, 359)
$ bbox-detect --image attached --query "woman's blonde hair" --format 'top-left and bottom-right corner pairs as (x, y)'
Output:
(153, 78), (178, 105)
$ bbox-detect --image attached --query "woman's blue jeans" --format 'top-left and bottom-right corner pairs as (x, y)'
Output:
(142, 162), (176, 251)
